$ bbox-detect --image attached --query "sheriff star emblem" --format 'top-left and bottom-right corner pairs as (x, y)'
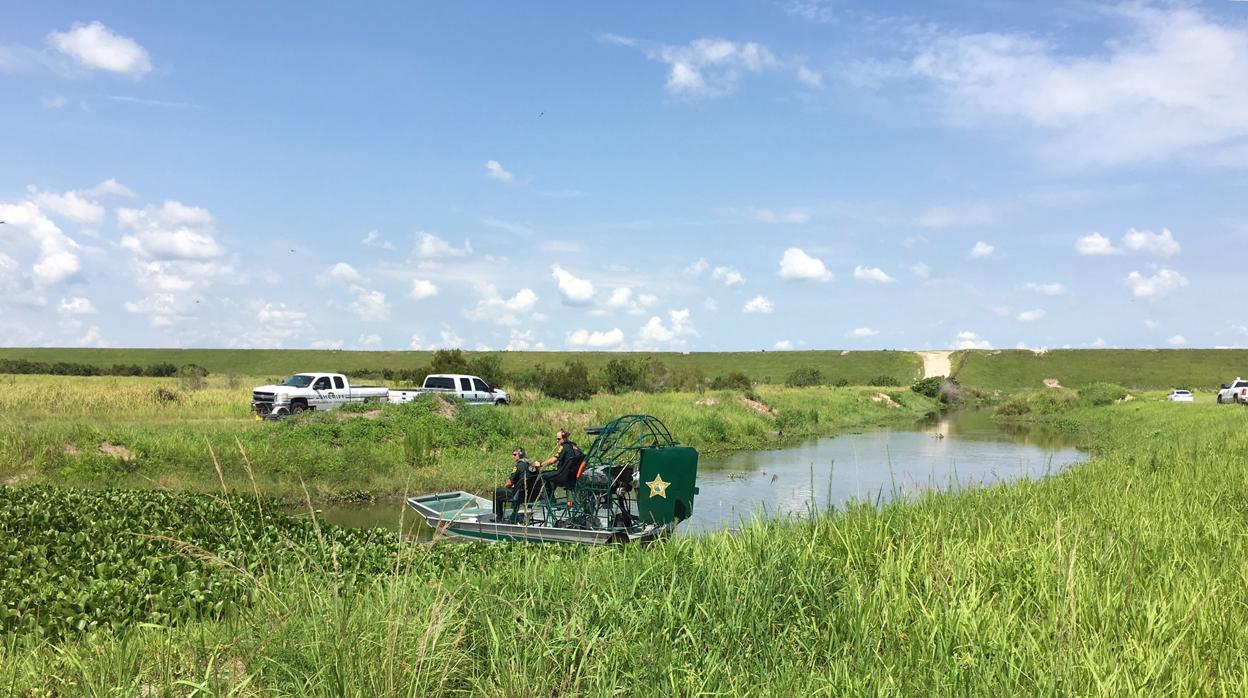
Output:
(645, 474), (670, 498)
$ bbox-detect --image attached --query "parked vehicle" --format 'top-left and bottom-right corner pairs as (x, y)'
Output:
(251, 373), (388, 417)
(1166, 389), (1195, 403)
(253, 372), (510, 418)
(1216, 378), (1248, 404)
(387, 373), (509, 406)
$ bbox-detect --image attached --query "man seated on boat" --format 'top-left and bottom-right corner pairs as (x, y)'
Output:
(493, 447), (542, 520)
(537, 429), (585, 492)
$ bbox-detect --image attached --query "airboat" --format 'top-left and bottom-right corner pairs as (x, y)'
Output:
(406, 415), (699, 545)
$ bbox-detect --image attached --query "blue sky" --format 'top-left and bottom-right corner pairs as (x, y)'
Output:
(3, 1), (1248, 352)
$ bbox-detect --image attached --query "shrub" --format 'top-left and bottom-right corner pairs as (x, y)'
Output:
(541, 361), (593, 401)
(997, 389), (1078, 417)
(911, 376), (946, 398)
(785, 368), (824, 388)
(601, 359), (645, 394)
(710, 372), (752, 391)
(832, 377), (849, 387)
(1079, 382), (1129, 406)
(177, 364), (209, 391)
(868, 375), (901, 387)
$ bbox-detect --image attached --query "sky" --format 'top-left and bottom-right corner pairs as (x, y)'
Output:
(3, 1), (1248, 352)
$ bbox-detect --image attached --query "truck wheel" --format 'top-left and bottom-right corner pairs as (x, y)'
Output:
(495, 399), (508, 406)
(1217, 394), (1224, 404)
(291, 403), (307, 414)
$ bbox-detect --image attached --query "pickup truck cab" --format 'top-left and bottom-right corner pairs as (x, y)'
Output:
(252, 373), (389, 417)
(1217, 378), (1248, 404)
(387, 374), (509, 406)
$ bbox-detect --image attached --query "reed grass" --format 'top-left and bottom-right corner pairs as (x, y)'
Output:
(3, 400), (1246, 694)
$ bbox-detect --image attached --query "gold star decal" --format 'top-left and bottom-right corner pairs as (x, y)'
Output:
(645, 474), (670, 498)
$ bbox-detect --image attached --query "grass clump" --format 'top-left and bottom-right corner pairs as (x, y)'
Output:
(997, 388), (1079, 416)
(1078, 381), (1129, 406)
(784, 367), (823, 387)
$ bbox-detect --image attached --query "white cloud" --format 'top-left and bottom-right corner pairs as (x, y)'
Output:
(910, 5), (1248, 166)
(416, 232), (471, 258)
(504, 329), (545, 351)
(29, 187), (104, 223)
(75, 325), (107, 347)
(484, 160), (514, 182)
(1091, 337), (1107, 348)
(703, 297), (719, 312)
(117, 201), (223, 259)
(1144, 319), (1159, 329)
(58, 297), (96, 315)
(1167, 334), (1187, 346)
(1017, 308), (1047, 322)
(568, 328), (625, 349)
(773, 339), (794, 350)
(969, 241), (995, 259)
(1122, 227), (1180, 256)
(649, 38), (780, 99)
(42, 95), (69, 109)
(1023, 282), (1066, 295)
(910, 262), (930, 280)
(254, 301), (309, 344)
(85, 178), (136, 198)
(742, 295), (775, 314)
(551, 265), (595, 304)
(0, 200), (82, 285)
(778, 247), (832, 281)
(362, 230), (394, 250)
(1075, 232), (1120, 256)
(684, 258), (709, 276)
(711, 266), (744, 286)
(637, 309), (696, 347)
(466, 285), (539, 326)
(348, 288), (390, 322)
(796, 65), (822, 87)
(1125, 268), (1189, 301)
(409, 279), (438, 299)
(48, 21), (152, 76)
(355, 334), (383, 349)
(328, 262), (362, 283)
(601, 287), (655, 316)
(852, 265), (895, 283)
(953, 330), (993, 350)
(848, 327), (879, 338)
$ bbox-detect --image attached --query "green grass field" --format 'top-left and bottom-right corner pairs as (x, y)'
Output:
(3, 398), (1247, 694)
(953, 349), (1248, 391)
(0, 374), (937, 498)
(0, 347), (923, 385)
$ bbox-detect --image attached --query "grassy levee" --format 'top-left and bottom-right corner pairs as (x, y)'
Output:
(0, 375), (936, 498)
(0, 347), (923, 384)
(953, 348), (1248, 390)
(4, 399), (1247, 694)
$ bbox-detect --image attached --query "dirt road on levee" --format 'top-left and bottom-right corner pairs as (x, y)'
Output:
(916, 351), (953, 379)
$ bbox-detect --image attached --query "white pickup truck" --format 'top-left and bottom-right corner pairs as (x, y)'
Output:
(387, 373), (510, 406)
(1217, 377), (1248, 404)
(252, 372), (509, 417)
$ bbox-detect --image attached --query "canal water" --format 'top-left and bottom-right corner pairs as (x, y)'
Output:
(310, 410), (1085, 537)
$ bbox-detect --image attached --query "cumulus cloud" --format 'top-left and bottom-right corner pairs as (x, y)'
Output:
(848, 327), (879, 338)
(1017, 308), (1047, 322)
(1125, 268), (1188, 300)
(601, 287), (657, 316)
(711, 266), (744, 286)
(910, 263), (930, 280)
(733, 207), (811, 224)
(910, 4), (1248, 166)
(328, 262), (362, 283)
(742, 295), (775, 314)
(362, 230), (394, 250)
(778, 247), (832, 281)
(29, 187), (104, 223)
(416, 232), (471, 258)
(85, 178), (136, 198)
(409, 279), (438, 299)
(254, 301), (309, 344)
(608, 35), (814, 100)
(1122, 227), (1180, 256)
(0, 200), (82, 285)
(504, 329), (545, 351)
(118, 201), (223, 259)
(953, 330), (992, 350)
(637, 309), (696, 347)
(1023, 282), (1066, 295)
(684, 258), (709, 276)
(58, 297), (96, 315)
(551, 265), (595, 304)
(915, 202), (1000, 229)
(852, 265), (895, 283)
(568, 328), (625, 349)
(466, 285), (539, 326)
(484, 160), (514, 182)
(773, 339), (794, 350)
(1075, 232), (1119, 256)
(48, 21), (152, 76)
(348, 288), (390, 322)
(969, 241), (995, 259)
(1167, 334), (1188, 346)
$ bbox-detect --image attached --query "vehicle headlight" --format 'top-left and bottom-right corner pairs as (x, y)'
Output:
(277, 393), (289, 402)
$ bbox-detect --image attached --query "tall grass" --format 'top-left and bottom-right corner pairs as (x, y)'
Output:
(0, 376), (936, 498)
(3, 401), (1247, 694)
(954, 348), (1248, 390)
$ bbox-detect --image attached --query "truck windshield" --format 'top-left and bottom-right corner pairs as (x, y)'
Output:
(281, 375), (315, 388)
